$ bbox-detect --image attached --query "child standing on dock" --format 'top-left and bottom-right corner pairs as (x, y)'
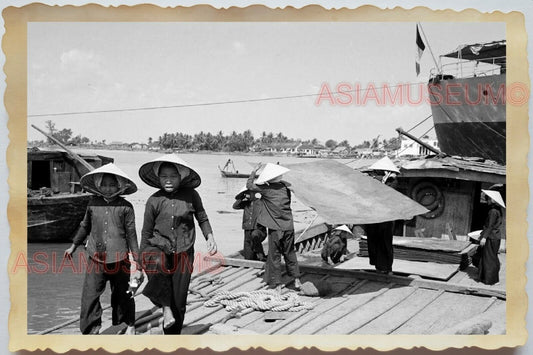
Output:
(246, 162), (302, 293)
(232, 187), (267, 261)
(64, 163), (142, 335)
(138, 154), (217, 334)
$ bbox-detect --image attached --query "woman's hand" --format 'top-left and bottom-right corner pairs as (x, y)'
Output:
(64, 244), (77, 259)
(480, 237), (487, 247)
(206, 234), (217, 255)
(251, 163), (262, 175)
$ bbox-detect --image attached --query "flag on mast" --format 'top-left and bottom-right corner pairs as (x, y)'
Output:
(416, 24), (426, 76)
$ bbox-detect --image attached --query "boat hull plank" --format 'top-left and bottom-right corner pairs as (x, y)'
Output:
(429, 74), (506, 164)
(27, 194), (91, 242)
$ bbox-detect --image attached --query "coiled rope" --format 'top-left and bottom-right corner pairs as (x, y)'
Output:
(204, 290), (314, 312)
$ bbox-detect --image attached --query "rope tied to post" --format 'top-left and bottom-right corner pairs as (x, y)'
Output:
(204, 289), (314, 312)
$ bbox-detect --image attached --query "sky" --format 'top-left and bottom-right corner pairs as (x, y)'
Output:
(27, 21), (505, 145)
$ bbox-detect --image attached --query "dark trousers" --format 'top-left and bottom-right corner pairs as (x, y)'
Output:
(141, 246), (194, 334)
(264, 229), (300, 287)
(478, 239), (501, 285)
(80, 258), (134, 334)
(243, 226), (267, 260)
(365, 222), (394, 272)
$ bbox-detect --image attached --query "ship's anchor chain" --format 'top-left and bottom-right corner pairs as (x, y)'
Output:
(204, 290), (314, 312)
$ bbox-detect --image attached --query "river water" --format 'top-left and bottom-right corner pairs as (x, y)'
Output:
(27, 150), (364, 333)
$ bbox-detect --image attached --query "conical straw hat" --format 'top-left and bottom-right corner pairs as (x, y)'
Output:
(138, 154), (201, 189)
(334, 225), (353, 235)
(80, 163), (137, 196)
(482, 189), (506, 208)
(254, 163), (290, 185)
(368, 156), (400, 173)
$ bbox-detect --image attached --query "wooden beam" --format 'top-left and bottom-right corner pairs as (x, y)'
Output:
(204, 257), (506, 299)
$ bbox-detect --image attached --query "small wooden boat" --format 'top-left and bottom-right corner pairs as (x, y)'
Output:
(27, 147), (113, 242)
(218, 159), (250, 178)
(219, 167), (250, 178)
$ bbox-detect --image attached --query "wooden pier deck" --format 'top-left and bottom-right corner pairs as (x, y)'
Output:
(42, 247), (506, 336)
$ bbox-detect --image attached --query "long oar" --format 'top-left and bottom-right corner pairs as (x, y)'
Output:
(31, 124), (95, 172)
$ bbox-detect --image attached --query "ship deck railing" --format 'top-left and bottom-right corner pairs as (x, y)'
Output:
(430, 56), (506, 80)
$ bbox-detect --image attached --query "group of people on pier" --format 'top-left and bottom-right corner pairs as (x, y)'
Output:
(64, 153), (505, 335)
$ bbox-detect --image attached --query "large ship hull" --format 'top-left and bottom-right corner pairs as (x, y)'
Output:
(428, 74), (506, 164)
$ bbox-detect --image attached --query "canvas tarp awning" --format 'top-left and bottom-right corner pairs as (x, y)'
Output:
(284, 160), (428, 225)
(442, 40), (506, 66)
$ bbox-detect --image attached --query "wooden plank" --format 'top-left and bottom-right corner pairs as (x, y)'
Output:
(389, 236), (471, 252)
(309, 283), (395, 334)
(265, 279), (363, 335)
(342, 286), (419, 334)
(183, 272), (264, 329)
(284, 282), (391, 335)
(392, 292), (492, 334)
(276, 281), (369, 335)
(187, 272), (302, 334)
(209, 257), (506, 299)
(356, 289), (445, 335)
(336, 257), (459, 281)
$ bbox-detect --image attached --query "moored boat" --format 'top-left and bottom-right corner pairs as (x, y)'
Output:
(428, 40), (506, 164)
(27, 147), (113, 242)
(218, 159), (250, 178)
(218, 167), (250, 178)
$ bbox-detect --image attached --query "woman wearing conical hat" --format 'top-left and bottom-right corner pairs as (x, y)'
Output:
(64, 163), (141, 335)
(364, 158), (400, 275)
(138, 154), (217, 334)
(476, 189), (505, 285)
(246, 162), (302, 293)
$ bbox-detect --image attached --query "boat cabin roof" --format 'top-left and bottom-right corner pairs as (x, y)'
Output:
(398, 155), (505, 184)
(442, 40), (506, 66)
(27, 148), (112, 164)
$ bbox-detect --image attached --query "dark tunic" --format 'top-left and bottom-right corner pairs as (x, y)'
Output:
(140, 188), (212, 334)
(72, 196), (139, 334)
(232, 193), (266, 260)
(364, 221), (394, 272)
(478, 206), (503, 285)
(246, 175), (300, 286)
(246, 177), (294, 231)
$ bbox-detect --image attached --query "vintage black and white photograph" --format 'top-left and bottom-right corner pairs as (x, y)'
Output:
(5, 4), (527, 350)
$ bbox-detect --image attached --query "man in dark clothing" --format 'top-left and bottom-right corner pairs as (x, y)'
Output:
(232, 188), (267, 261)
(246, 163), (301, 292)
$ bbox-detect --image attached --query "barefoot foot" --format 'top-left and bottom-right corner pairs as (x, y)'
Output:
(163, 306), (176, 329)
(125, 325), (136, 335)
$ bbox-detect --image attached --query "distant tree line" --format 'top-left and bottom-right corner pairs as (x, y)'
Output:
(29, 120), (401, 152)
(43, 120), (91, 145)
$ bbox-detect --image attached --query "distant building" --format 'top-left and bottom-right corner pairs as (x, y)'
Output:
(397, 137), (439, 157)
(130, 143), (147, 150)
(297, 143), (321, 156)
(264, 142), (301, 154)
(330, 146), (349, 157)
